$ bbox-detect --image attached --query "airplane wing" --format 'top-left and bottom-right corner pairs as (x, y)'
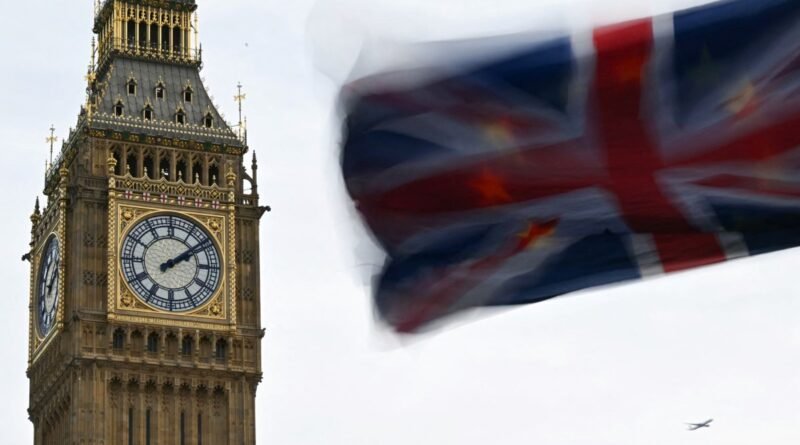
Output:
(685, 419), (713, 430)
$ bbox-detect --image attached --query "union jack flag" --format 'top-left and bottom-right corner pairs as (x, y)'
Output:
(341, 0), (800, 332)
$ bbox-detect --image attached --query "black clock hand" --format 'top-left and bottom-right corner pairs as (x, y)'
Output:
(160, 240), (209, 272)
(46, 261), (59, 292)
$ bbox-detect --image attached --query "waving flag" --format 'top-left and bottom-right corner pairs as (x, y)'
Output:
(340, 0), (800, 332)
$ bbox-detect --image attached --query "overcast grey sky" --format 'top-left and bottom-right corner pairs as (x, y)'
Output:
(1, 0), (799, 443)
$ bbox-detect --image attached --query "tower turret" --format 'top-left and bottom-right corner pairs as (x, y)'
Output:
(27, 2), (264, 444)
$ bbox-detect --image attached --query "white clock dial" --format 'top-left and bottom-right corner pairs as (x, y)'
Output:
(37, 235), (60, 336)
(120, 214), (221, 312)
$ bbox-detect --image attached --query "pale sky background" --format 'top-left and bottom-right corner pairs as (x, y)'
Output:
(1, 0), (799, 443)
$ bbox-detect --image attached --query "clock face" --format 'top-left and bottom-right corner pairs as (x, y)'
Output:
(120, 214), (222, 312)
(37, 235), (60, 337)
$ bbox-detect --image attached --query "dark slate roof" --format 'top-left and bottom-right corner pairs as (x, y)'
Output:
(91, 57), (241, 146)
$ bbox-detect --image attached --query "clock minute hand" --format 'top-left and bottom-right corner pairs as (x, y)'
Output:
(160, 241), (208, 272)
(46, 261), (59, 292)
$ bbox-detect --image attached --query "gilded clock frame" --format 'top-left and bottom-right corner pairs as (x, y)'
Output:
(107, 171), (238, 332)
(28, 167), (69, 364)
(33, 234), (63, 339)
(118, 209), (226, 311)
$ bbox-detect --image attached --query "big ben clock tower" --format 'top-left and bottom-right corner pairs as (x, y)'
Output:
(26, 1), (265, 444)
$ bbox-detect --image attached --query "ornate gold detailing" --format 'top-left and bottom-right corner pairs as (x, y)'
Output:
(46, 125), (58, 168)
(112, 171), (231, 210)
(234, 82), (246, 141)
(207, 296), (224, 318)
(207, 218), (221, 235)
(120, 290), (136, 309)
(108, 199), (234, 328)
(119, 206), (143, 231)
(225, 166), (236, 187)
(95, 0), (201, 72)
(90, 125), (245, 160)
(107, 155), (118, 175)
(227, 196), (237, 329)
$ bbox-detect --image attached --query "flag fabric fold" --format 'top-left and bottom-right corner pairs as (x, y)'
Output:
(340, 0), (800, 332)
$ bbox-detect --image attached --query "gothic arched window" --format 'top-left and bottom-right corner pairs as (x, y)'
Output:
(203, 112), (214, 128)
(176, 157), (188, 182)
(110, 148), (122, 176)
(165, 332), (178, 357)
(127, 20), (136, 47)
(114, 101), (124, 117)
(161, 24), (170, 51)
(138, 22), (147, 48)
(131, 330), (144, 355)
(149, 23), (158, 49)
(176, 109), (186, 125)
(192, 160), (203, 184)
(199, 336), (212, 360)
(209, 163), (219, 186)
(127, 79), (137, 95)
(147, 332), (159, 353)
(143, 154), (154, 179)
(215, 338), (227, 361)
(183, 87), (193, 103)
(159, 156), (170, 180)
(143, 105), (154, 121)
(181, 335), (193, 356)
(112, 328), (125, 350)
(173, 27), (182, 54)
(126, 153), (138, 177)
(155, 82), (165, 99)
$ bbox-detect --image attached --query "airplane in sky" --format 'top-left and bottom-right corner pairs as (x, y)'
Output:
(686, 419), (713, 431)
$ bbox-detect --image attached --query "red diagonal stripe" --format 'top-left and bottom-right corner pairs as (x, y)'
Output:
(593, 20), (726, 272)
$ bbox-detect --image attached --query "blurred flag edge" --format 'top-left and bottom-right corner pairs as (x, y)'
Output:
(339, 0), (800, 333)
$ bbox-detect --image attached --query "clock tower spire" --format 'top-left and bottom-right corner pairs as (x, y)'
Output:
(27, 2), (264, 444)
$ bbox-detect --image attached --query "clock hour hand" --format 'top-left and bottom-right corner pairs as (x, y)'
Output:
(160, 240), (208, 272)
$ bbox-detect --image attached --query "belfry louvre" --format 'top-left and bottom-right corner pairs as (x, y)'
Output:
(26, 1), (266, 443)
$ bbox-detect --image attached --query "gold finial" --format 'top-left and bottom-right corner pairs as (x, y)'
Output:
(178, 170), (183, 181)
(143, 166), (149, 178)
(195, 172), (200, 183)
(226, 165), (237, 187)
(193, 11), (199, 54)
(126, 163), (131, 175)
(46, 125), (57, 167)
(90, 37), (96, 71)
(59, 165), (69, 184)
(31, 197), (42, 225)
(84, 38), (97, 120)
(211, 174), (217, 184)
(234, 82), (246, 140)
(107, 156), (118, 175)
